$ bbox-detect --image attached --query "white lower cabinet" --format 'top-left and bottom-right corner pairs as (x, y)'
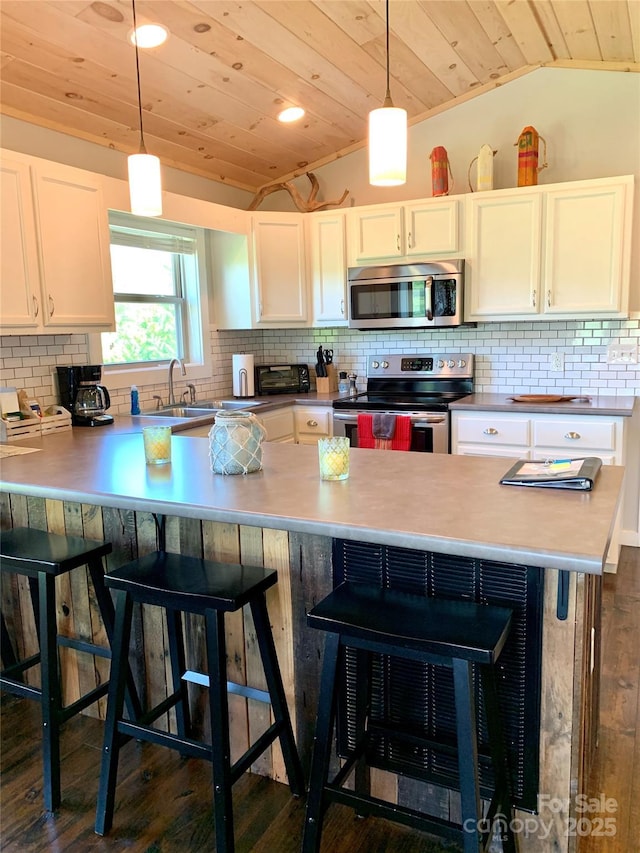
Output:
(452, 409), (627, 569)
(294, 406), (333, 445)
(256, 407), (295, 443)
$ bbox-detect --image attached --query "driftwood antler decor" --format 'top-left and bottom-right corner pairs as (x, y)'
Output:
(248, 172), (349, 212)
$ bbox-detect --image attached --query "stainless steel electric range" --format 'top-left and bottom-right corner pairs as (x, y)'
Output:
(332, 353), (474, 453)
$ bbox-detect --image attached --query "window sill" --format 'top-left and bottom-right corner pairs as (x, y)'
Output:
(102, 362), (211, 392)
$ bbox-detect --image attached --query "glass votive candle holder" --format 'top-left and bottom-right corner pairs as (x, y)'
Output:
(318, 436), (350, 481)
(142, 425), (172, 465)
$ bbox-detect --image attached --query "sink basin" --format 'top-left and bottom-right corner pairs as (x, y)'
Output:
(195, 399), (263, 410)
(138, 406), (218, 419)
(138, 400), (263, 418)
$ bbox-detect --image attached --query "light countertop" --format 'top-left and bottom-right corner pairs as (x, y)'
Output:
(449, 394), (637, 417)
(0, 428), (624, 575)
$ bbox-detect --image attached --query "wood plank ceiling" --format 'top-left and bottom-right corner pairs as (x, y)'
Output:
(1, 1), (638, 193)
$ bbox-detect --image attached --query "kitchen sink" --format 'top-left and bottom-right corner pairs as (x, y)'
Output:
(138, 400), (264, 418)
(195, 399), (264, 410)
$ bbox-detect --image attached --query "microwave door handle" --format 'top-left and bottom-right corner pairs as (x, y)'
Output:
(425, 275), (433, 321)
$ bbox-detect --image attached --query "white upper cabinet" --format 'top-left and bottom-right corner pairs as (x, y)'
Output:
(309, 210), (347, 326)
(543, 180), (630, 315)
(346, 198), (461, 265)
(0, 156), (41, 327)
(0, 150), (115, 333)
(465, 175), (633, 322)
(252, 213), (308, 325)
(466, 191), (543, 318)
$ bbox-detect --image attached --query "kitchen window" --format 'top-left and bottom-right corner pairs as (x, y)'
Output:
(90, 212), (210, 389)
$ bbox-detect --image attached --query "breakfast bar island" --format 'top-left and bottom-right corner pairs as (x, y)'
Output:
(0, 427), (625, 853)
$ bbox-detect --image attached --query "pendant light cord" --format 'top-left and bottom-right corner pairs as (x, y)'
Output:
(131, 0), (147, 154)
(383, 0), (393, 106)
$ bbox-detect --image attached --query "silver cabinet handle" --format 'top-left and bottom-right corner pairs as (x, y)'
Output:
(48, 295), (55, 317)
(408, 231), (413, 249)
(340, 299), (344, 316)
(397, 234), (401, 252)
(483, 427), (499, 435)
(33, 295), (39, 318)
(565, 431), (581, 440)
(306, 419), (318, 428)
(532, 289), (536, 308)
(547, 289), (552, 308)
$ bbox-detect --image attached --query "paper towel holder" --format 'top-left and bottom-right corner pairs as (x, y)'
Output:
(232, 353), (255, 398)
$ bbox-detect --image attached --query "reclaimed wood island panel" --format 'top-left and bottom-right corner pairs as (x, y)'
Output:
(0, 427), (625, 853)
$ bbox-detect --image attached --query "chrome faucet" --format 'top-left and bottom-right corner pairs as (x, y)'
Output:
(167, 358), (186, 405)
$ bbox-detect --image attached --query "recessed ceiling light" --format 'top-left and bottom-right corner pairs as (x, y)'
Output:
(129, 23), (169, 49)
(278, 107), (305, 123)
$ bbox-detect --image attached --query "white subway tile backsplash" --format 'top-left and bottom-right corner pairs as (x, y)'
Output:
(1, 319), (639, 412)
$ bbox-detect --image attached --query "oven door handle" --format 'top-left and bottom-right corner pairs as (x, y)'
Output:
(333, 412), (446, 425)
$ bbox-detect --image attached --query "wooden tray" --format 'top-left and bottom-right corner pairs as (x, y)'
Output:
(509, 394), (591, 403)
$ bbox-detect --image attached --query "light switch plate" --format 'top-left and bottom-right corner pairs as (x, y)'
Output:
(607, 342), (638, 364)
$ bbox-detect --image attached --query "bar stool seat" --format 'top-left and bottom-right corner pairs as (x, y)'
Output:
(0, 526), (137, 811)
(302, 581), (517, 853)
(94, 550), (305, 853)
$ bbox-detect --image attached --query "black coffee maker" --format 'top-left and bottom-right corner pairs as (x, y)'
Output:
(57, 365), (114, 427)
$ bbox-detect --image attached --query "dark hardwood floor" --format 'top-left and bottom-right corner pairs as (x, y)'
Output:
(1, 547), (638, 853)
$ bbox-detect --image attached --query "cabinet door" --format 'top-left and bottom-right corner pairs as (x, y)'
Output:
(257, 407), (295, 442)
(252, 214), (307, 323)
(544, 181), (629, 316)
(0, 157), (40, 327)
(310, 212), (347, 325)
(348, 206), (403, 262)
(405, 199), (459, 256)
(33, 163), (114, 328)
(467, 192), (542, 319)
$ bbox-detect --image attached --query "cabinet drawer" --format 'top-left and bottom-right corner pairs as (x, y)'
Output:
(456, 416), (530, 447)
(533, 419), (616, 451)
(294, 408), (332, 437)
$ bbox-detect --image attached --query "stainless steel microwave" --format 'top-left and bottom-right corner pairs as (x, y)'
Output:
(347, 260), (465, 329)
(254, 364), (310, 395)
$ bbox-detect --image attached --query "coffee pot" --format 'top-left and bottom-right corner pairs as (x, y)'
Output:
(74, 384), (110, 418)
(56, 365), (114, 427)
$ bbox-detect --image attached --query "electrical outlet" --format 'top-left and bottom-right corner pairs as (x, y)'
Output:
(607, 342), (638, 364)
(549, 352), (564, 372)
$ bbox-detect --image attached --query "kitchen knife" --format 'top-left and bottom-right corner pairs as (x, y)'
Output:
(316, 346), (327, 377)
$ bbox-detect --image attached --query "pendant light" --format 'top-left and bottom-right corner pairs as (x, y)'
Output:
(128, 0), (162, 216)
(368, 0), (407, 187)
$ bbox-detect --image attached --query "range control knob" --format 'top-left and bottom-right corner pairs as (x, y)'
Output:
(371, 361), (379, 369)
(381, 361), (389, 369)
(447, 360), (455, 368)
(437, 360), (444, 368)
(457, 359), (466, 368)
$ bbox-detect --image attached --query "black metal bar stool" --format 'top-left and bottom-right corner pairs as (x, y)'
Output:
(94, 550), (305, 853)
(302, 581), (517, 853)
(0, 526), (140, 812)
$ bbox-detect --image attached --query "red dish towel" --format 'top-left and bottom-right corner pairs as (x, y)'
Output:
(357, 413), (412, 451)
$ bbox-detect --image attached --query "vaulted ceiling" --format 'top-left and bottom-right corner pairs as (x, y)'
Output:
(1, 1), (638, 192)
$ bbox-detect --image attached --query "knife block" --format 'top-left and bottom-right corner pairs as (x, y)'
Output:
(316, 365), (338, 393)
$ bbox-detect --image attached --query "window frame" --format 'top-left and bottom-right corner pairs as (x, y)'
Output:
(89, 212), (211, 391)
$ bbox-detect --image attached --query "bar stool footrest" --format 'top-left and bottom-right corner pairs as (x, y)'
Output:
(324, 786), (466, 846)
